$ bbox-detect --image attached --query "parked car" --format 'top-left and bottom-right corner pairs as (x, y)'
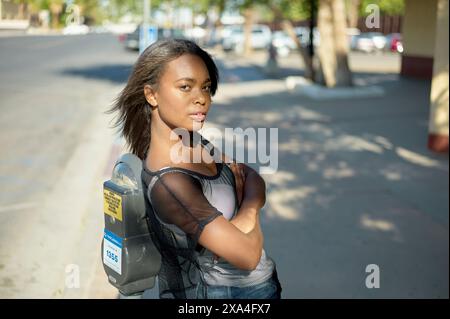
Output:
(222, 24), (272, 53)
(294, 27), (358, 50)
(294, 27), (320, 47)
(219, 25), (241, 44)
(367, 32), (387, 50)
(122, 26), (139, 50)
(351, 33), (375, 52)
(184, 27), (207, 43)
(384, 33), (403, 53)
(121, 26), (185, 51)
(351, 32), (386, 53)
(272, 31), (297, 57)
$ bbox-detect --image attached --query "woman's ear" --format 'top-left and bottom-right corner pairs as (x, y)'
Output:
(144, 85), (158, 107)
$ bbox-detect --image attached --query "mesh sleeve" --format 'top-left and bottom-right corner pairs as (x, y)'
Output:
(149, 171), (223, 240)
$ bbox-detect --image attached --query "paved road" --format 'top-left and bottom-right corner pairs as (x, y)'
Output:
(0, 34), (135, 298)
(0, 34), (133, 207)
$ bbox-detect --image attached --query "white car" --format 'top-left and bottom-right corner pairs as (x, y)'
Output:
(294, 27), (320, 47)
(351, 32), (386, 53)
(222, 25), (272, 53)
(63, 24), (90, 35)
(368, 32), (387, 50)
(272, 31), (297, 57)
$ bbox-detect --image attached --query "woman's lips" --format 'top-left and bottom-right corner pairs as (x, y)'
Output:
(189, 113), (206, 122)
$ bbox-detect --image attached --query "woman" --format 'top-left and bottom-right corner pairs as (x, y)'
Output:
(109, 39), (282, 299)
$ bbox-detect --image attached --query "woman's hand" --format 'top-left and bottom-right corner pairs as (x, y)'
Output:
(230, 162), (246, 208)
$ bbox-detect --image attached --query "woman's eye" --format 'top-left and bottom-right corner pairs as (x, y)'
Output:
(180, 85), (191, 91)
(203, 85), (211, 92)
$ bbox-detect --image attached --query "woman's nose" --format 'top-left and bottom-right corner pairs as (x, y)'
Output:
(194, 89), (207, 105)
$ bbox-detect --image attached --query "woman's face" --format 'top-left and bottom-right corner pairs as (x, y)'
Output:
(146, 53), (212, 132)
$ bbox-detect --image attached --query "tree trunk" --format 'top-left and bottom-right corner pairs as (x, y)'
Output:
(318, 0), (336, 86)
(242, 8), (254, 56)
(50, 3), (63, 29)
(281, 20), (315, 80)
(268, 3), (315, 80)
(332, 0), (352, 86)
(347, 0), (361, 29)
(214, 0), (226, 48)
(215, 0), (225, 28)
(18, 1), (27, 20)
(317, 0), (352, 87)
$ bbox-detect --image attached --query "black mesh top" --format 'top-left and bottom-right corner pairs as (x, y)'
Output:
(141, 137), (274, 299)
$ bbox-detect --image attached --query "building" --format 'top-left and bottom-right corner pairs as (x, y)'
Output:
(401, 0), (449, 153)
(0, 0), (28, 20)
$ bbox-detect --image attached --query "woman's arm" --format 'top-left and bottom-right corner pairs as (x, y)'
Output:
(229, 163), (266, 233)
(220, 151), (266, 234)
(240, 163), (266, 211)
(199, 213), (264, 270)
(204, 158), (265, 269)
(151, 170), (263, 271)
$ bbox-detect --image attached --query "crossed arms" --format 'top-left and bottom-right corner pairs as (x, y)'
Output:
(197, 151), (266, 271)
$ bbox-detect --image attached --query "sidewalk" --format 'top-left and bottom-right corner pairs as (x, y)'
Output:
(0, 83), (121, 299)
(204, 50), (448, 298)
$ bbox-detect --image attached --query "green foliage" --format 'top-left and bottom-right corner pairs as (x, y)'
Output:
(21, 0), (51, 11)
(360, 0), (405, 16)
(277, 0), (312, 21)
(74, 0), (106, 24)
(18, 0), (404, 27)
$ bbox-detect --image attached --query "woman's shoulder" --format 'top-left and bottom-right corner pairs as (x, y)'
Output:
(143, 160), (199, 179)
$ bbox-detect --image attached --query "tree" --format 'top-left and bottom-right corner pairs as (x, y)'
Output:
(74, 0), (104, 25)
(242, 5), (255, 56)
(346, 0), (361, 28)
(20, 0), (65, 28)
(228, 0), (257, 56)
(268, 1), (315, 80)
(12, 0), (28, 19)
(317, 0), (352, 87)
(106, 0), (145, 22)
(189, 0), (353, 86)
(49, 0), (65, 29)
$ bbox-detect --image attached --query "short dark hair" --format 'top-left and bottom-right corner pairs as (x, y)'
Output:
(107, 39), (219, 160)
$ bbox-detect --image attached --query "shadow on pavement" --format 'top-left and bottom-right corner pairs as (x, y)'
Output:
(207, 75), (448, 298)
(60, 64), (133, 84)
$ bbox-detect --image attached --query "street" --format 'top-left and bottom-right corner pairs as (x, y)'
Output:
(0, 34), (448, 298)
(0, 34), (131, 298)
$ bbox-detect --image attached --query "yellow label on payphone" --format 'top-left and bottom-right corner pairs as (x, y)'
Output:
(103, 189), (123, 221)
